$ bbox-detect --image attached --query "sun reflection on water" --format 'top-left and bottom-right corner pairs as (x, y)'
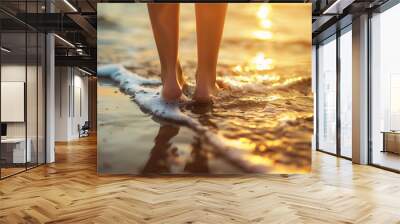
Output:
(219, 51), (278, 91)
(260, 19), (272, 29)
(253, 30), (273, 40)
(253, 5), (273, 40)
(252, 53), (274, 71)
(257, 5), (270, 20)
(232, 53), (274, 73)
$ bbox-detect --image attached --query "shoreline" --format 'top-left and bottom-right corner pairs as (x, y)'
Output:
(98, 79), (244, 175)
(97, 67), (311, 174)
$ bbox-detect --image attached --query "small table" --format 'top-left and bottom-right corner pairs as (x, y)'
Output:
(1, 138), (31, 164)
(381, 131), (400, 154)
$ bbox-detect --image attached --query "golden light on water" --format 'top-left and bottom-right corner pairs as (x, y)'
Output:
(232, 52), (274, 74)
(278, 112), (298, 122)
(251, 53), (274, 71)
(271, 76), (304, 87)
(221, 52), (277, 91)
(260, 20), (272, 29)
(218, 72), (280, 91)
(266, 95), (281, 101)
(257, 5), (270, 20)
(233, 65), (243, 73)
(253, 5), (273, 40)
(224, 136), (256, 151)
(253, 30), (273, 40)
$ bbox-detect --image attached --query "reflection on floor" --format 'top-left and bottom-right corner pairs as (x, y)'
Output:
(1, 135), (400, 223)
(0, 167), (25, 178)
(373, 150), (400, 171)
(0, 162), (43, 179)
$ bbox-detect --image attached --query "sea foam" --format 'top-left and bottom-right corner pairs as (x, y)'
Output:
(98, 64), (199, 126)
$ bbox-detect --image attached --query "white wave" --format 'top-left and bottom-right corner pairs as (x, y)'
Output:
(98, 64), (273, 173)
(98, 64), (161, 88)
(98, 64), (198, 126)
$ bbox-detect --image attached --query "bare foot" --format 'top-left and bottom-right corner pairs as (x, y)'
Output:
(193, 75), (219, 104)
(161, 70), (182, 103)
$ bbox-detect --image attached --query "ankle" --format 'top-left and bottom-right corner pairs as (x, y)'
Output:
(196, 73), (216, 88)
(162, 80), (182, 102)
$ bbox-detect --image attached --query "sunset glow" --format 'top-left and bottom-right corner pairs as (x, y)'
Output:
(257, 5), (270, 20)
(253, 30), (273, 40)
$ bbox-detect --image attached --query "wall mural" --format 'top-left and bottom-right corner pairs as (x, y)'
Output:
(97, 3), (312, 175)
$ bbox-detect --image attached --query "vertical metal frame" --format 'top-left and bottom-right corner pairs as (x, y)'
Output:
(44, 44), (47, 165)
(367, 10), (373, 165)
(44, 0), (48, 165)
(0, 20), (2, 179)
(72, 68), (75, 118)
(36, 0), (39, 168)
(336, 25), (341, 157)
(24, 0), (28, 171)
(315, 44), (320, 151)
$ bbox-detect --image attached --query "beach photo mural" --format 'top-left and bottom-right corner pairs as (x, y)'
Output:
(97, 3), (312, 174)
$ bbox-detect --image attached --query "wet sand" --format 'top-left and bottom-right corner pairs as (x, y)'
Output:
(98, 80), (243, 175)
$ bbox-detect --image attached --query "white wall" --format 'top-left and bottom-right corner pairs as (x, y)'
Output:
(1, 64), (46, 164)
(55, 66), (70, 141)
(55, 67), (89, 141)
(1, 65), (38, 138)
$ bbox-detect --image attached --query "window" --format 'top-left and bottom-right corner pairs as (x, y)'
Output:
(339, 27), (352, 158)
(370, 3), (400, 171)
(317, 35), (337, 154)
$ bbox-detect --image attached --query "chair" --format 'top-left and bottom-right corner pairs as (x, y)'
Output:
(79, 121), (90, 138)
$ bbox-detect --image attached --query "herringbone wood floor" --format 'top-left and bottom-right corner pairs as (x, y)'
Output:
(1, 135), (400, 224)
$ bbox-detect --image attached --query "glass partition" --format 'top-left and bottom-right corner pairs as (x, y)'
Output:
(0, 1), (46, 179)
(370, 3), (400, 171)
(1, 30), (28, 177)
(317, 35), (337, 154)
(339, 27), (352, 158)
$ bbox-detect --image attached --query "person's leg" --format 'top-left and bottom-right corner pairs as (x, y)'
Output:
(148, 3), (182, 102)
(194, 3), (228, 102)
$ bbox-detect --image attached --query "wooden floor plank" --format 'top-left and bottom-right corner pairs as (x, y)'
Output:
(0, 135), (400, 223)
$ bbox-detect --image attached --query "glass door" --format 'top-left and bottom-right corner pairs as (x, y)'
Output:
(317, 35), (337, 154)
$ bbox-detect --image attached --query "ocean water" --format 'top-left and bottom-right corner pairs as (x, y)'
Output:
(97, 3), (313, 174)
